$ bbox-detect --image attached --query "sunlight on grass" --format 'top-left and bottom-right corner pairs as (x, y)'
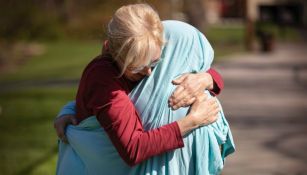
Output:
(31, 154), (57, 175)
(0, 40), (101, 82)
(205, 24), (246, 62)
(0, 87), (76, 175)
(206, 24), (245, 45)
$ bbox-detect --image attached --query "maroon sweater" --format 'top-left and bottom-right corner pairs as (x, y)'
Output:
(76, 53), (224, 166)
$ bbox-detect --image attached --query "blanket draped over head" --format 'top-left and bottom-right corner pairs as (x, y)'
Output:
(56, 20), (235, 175)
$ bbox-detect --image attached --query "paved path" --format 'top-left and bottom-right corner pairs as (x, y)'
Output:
(214, 42), (307, 175)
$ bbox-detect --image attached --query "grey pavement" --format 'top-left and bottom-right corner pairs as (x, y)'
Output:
(214, 42), (307, 175)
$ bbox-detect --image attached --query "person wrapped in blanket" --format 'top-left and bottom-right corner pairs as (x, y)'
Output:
(54, 3), (235, 175)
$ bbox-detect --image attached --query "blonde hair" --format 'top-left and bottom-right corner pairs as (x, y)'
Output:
(107, 3), (164, 75)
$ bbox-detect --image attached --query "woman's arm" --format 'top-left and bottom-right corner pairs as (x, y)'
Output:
(54, 93), (219, 166)
(92, 87), (219, 166)
(207, 68), (224, 96)
(169, 68), (223, 110)
(54, 61), (220, 166)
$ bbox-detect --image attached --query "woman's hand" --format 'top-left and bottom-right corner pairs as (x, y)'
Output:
(54, 115), (78, 143)
(177, 93), (219, 136)
(169, 72), (214, 110)
(187, 93), (219, 127)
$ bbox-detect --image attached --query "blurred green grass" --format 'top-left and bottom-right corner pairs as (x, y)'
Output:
(206, 24), (245, 60)
(0, 39), (100, 175)
(206, 24), (245, 45)
(0, 24), (246, 83)
(0, 25), (247, 175)
(0, 40), (101, 83)
(0, 88), (77, 175)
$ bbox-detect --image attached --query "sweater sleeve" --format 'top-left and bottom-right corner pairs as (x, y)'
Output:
(81, 66), (184, 167)
(207, 68), (224, 96)
(92, 87), (184, 166)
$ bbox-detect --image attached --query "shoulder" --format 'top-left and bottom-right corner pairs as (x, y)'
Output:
(78, 56), (130, 104)
(83, 54), (120, 85)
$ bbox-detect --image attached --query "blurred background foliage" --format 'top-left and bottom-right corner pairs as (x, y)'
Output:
(0, 0), (132, 41)
(0, 0), (304, 174)
(0, 0), (251, 83)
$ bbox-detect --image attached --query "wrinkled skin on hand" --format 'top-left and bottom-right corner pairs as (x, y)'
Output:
(169, 72), (214, 110)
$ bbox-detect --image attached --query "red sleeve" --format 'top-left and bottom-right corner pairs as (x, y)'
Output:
(95, 89), (183, 166)
(207, 68), (224, 96)
(85, 68), (184, 167)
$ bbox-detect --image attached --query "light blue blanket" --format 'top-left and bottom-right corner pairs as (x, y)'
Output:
(56, 20), (235, 175)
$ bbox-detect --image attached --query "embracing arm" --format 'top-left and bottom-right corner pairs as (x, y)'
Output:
(54, 63), (219, 166)
(54, 100), (183, 165)
(207, 68), (224, 96)
(169, 68), (224, 110)
(95, 90), (218, 166)
(54, 92), (219, 166)
(96, 90), (183, 166)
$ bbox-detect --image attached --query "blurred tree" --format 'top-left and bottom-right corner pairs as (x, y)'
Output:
(183, 0), (206, 30)
(0, 0), (180, 42)
(0, 0), (63, 41)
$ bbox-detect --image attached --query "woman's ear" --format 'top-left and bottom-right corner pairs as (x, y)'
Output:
(103, 40), (110, 52)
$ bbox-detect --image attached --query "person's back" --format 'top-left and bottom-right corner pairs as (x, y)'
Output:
(75, 54), (135, 122)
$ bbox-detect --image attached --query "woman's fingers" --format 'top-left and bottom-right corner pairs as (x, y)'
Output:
(55, 122), (68, 143)
(172, 74), (188, 85)
(191, 96), (220, 126)
(170, 73), (209, 110)
(61, 137), (68, 144)
(169, 85), (185, 107)
(172, 96), (196, 110)
(59, 132), (68, 144)
(54, 115), (75, 144)
(205, 99), (220, 124)
(197, 93), (208, 102)
(70, 116), (78, 125)
(170, 85), (185, 99)
(170, 88), (209, 110)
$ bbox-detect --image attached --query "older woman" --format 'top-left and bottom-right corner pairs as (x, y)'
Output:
(54, 3), (234, 175)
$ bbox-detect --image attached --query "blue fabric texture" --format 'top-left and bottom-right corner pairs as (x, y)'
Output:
(56, 20), (235, 175)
